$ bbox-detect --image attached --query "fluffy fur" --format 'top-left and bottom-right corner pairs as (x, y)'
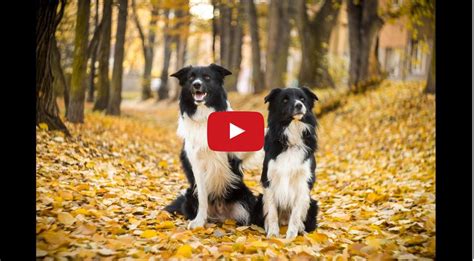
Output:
(164, 64), (261, 229)
(251, 87), (319, 239)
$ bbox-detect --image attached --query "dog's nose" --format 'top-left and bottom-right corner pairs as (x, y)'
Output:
(193, 82), (201, 89)
(295, 103), (303, 110)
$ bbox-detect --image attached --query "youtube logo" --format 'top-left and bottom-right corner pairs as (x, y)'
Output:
(208, 111), (264, 152)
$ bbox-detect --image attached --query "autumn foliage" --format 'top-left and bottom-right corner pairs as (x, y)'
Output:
(36, 81), (435, 259)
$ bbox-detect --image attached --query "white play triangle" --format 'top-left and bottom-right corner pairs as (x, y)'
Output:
(229, 123), (245, 139)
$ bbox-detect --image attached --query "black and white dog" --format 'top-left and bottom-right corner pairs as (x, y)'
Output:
(252, 87), (319, 239)
(164, 64), (262, 229)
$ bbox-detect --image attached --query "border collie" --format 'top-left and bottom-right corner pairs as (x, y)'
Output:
(251, 87), (319, 239)
(164, 64), (261, 229)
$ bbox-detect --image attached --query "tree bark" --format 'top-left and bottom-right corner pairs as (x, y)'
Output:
(347, 0), (384, 92)
(87, 0), (100, 102)
(293, 0), (342, 88)
(266, 0), (291, 89)
(107, 0), (128, 115)
(424, 39), (435, 94)
(94, 0), (112, 111)
(51, 36), (69, 117)
(243, 0), (265, 93)
(36, 0), (69, 134)
(67, 0), (91, 123)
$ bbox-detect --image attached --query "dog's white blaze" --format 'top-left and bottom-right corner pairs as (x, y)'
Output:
(264, 120), (313, 237)
(192, 79), (203, 86)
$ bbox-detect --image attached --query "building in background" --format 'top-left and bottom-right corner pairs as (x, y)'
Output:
(328, 0), (433, 84)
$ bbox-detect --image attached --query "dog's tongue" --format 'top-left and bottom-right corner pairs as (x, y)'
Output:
(194, 92), (206, 101)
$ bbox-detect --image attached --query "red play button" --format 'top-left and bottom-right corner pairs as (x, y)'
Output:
(208, 111), (264, 152)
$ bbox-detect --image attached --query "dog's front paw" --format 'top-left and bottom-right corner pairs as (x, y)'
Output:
(187, 217), (206, 230)
(285, 227), (299, 240)
(266, 224), (280, 238)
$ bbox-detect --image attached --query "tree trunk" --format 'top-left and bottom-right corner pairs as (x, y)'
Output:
(293, 0), (341, 88)
(93, 0), (112, 111)
(158, 9), (171, 101)
(36, 0), (69, 134)
(107, 0), (128, 115)
(132, 0), (158, 100)
(217, 0), (243, 92)
(67, 0), (90, 123)
(51, 36), (69, 117)
(171, 0), (190, 100)
(424, 39), (435, 94)
(225, 12), (243, 92)
(218, 2), (232, 68)
(347, 0), (384, 92)
(211, 0), (218, 61)
(243, 0), (265, 93)
(87, 0), (100, 102)
(266, 0), (291, 89)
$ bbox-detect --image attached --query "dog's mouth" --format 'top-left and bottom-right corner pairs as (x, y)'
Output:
(292, 113), (304, 120)
(193, 91), (207, 103)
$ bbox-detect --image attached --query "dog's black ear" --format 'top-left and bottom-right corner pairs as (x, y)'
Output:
(264, 88), (282, 104)
(301, 86), (318, 101)
(209, 63), (232, 77)
(170, 66), (192, 84)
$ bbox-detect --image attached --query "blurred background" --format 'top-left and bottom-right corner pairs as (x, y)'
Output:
(37, 0), (434, 130)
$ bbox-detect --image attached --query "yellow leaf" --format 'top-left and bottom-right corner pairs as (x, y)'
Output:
(224, 219), (236, 225)
(57, 212), (76, 226)
(41, 231), (70, 245)
(307, 232), (329, 243)
(158, 160), (168, 168)
(156, 221), (175, 229)
(59, 191), (73, 201)
(39, 123), (48, 130)
(73, 208), (89, 216)
(175, 245), (193, 258)
(141, 230), (158, 238)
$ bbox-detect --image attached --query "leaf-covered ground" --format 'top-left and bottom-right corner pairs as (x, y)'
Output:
(36, 81), (435, 260)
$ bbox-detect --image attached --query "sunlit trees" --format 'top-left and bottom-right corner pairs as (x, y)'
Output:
(132, 0), (159, 100)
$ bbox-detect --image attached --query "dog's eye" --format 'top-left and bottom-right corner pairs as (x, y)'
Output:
(204, 75), (211, 81)
(189, 76), (195, 81)
(300, 97), (305, 102)
(283, 98), (288, 103)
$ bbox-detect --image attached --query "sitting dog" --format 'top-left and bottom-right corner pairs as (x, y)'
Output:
(252, 87), (319, 239)
(164, 64), (262, 229)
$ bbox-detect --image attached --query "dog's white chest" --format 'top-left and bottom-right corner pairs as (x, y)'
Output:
(266, 121), (313, 209)
(177, 106), (238, 198)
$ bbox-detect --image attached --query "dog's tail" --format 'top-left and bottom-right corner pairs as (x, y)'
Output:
(163, 190), (186, 215)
